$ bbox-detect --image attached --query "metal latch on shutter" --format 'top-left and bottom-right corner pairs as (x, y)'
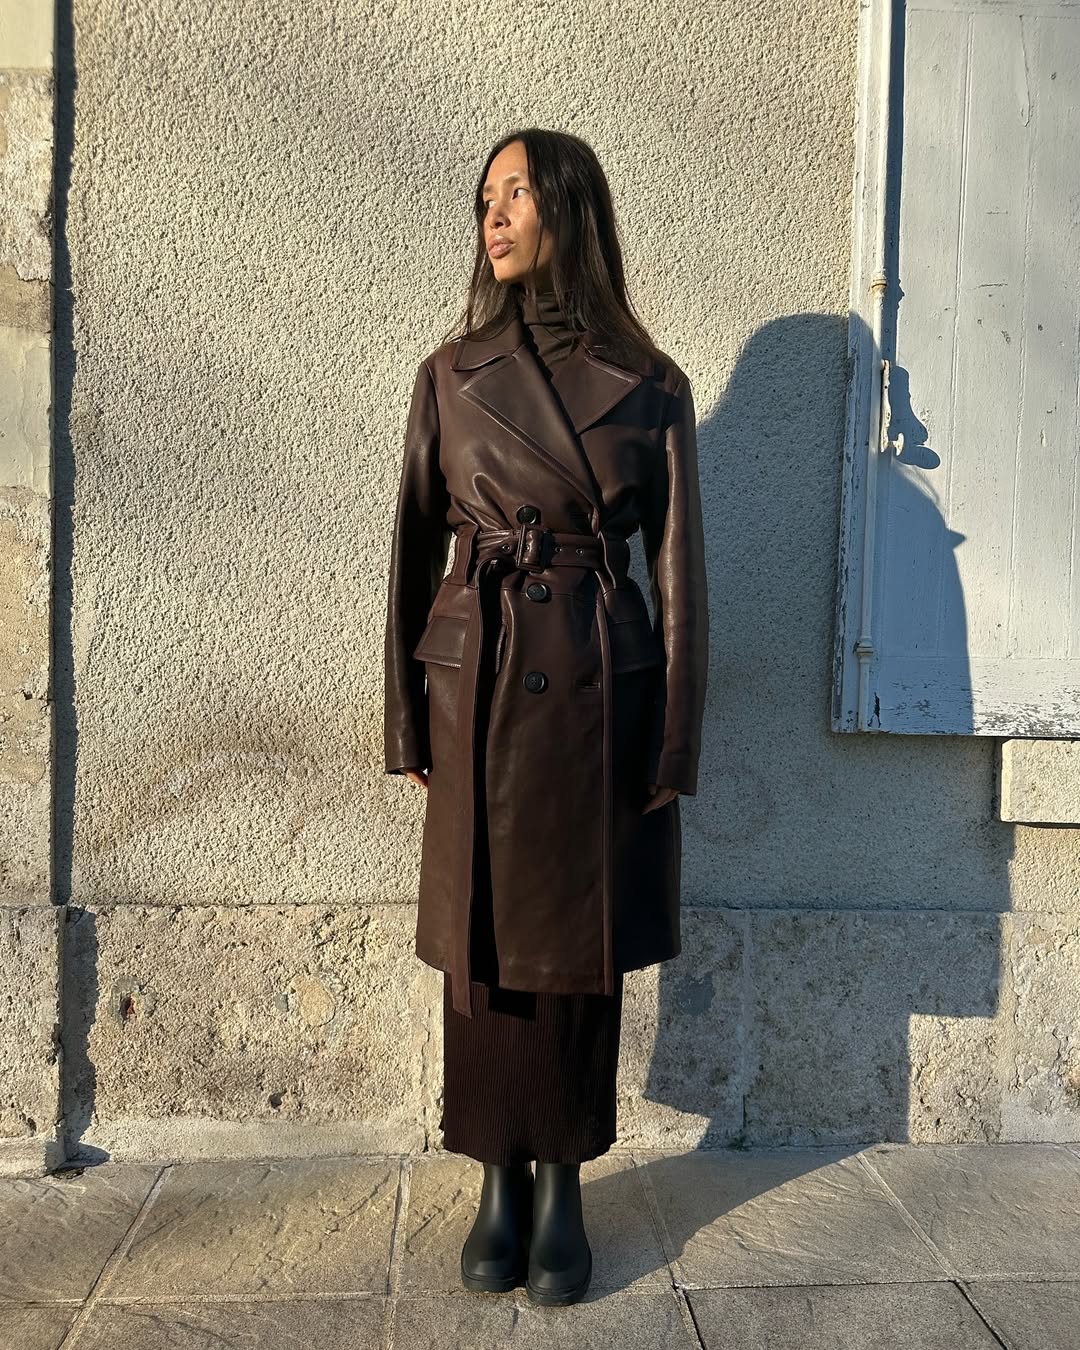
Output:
(878, 357), (903, 455)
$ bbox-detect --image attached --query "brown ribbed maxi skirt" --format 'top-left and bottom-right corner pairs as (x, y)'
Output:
(437, 576), (625, 1166)
(440, 971), (624, 1165)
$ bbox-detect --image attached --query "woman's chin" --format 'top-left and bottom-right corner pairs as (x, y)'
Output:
(492, 261), (548, 288)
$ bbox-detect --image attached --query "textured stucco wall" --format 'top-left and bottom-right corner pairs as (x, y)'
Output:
(1, 0), (1071, 1170)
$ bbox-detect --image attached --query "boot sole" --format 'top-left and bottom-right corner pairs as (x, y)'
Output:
(525, 1245), (592, 1306)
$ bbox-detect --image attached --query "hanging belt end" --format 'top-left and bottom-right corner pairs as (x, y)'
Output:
(451, 971), (474, 1019)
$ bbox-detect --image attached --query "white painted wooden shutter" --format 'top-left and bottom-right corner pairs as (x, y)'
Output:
(834, 0), (1080, 734)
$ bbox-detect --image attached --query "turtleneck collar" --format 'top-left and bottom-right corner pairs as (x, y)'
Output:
(518, 286), (575, 328)
(515, 284), (581, 374)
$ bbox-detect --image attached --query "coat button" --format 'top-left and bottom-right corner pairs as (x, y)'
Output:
(525, 581), (550, 601)
(516, 504), (541, 524)
(523, 670), (548, 693)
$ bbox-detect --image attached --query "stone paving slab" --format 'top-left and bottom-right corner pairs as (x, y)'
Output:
(1, 1304), (79, 1350)
(687, 1283), (1002, 1349)
(391, 1289), (700, 1347)
(75, 1295), (390, 1348)
(102, 1157), (400, 1299)
(861, 1141), (1080, 1278)
(633, 1147), (944, 1287)
(0, 1162), (160, 1300)
(966, 1279), (1080, 1350)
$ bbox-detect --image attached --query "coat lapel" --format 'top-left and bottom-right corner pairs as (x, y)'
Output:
(452, 312), (653, 510)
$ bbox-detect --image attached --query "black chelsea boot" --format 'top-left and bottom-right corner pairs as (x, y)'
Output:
(460, 1160), (534, 1292)
(525, 1161), (592, 1304)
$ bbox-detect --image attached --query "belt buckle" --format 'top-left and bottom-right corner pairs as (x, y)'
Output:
(514, 523), (553, 571)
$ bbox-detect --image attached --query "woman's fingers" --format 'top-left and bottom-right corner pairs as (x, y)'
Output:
(642, 784), (679, 813)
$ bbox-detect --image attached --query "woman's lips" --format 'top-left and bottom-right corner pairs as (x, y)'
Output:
(488, 240), (513, 258)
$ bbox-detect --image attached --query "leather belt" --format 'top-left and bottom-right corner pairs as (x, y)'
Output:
(446, 521), (630, 1017)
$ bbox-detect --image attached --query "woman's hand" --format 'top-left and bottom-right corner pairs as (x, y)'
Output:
(403, 768), (429, 789)
(643, 784), (679, 813)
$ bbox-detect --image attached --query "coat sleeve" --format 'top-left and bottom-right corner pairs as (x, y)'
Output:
(640, 368), (709, 796)
(383, 358), (452, 775)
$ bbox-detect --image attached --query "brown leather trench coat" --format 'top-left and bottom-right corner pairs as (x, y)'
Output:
(384, 310), (708, 1017)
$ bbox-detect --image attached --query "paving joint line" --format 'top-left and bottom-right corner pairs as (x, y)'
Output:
(55, 1163), (170, 1348)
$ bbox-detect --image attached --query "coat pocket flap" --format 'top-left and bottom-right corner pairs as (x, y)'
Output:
(609, 618), (664, 673)
(412, 615), (467, 668)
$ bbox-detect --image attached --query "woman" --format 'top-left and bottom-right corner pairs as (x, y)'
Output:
(384, 128), (708, 1305)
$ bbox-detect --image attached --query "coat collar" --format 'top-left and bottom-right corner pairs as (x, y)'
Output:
(450, 312), (654, 511)
(451, 311), (657, 379)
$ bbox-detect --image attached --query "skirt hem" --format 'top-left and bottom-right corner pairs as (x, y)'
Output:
(438, 1135), (618, 1166)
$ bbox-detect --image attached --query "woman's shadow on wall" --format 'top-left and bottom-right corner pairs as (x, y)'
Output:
(596, 311), (1012, 1285)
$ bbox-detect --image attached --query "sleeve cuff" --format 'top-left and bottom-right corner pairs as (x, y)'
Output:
(646, 747), (699, 797)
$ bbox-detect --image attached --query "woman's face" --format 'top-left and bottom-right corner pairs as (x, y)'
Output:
(481, 140), (554, 288)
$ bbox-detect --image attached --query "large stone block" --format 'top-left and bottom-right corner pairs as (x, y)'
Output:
(0, 904), (62, 1174)
(63, 903), (441, 1159)
(999, 739), (1080, 826)
(1001, 912), (1080, 1140)
(617, 907), (745, 1151)
(0, 71), (53, 280)
(0, 3), (54, 71)
(747, 910), (1004, 1144)
(0, 487), (51, 905)
(0, 326), (51, 491)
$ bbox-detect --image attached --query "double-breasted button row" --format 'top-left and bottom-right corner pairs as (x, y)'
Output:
(517, 508), (547, 691)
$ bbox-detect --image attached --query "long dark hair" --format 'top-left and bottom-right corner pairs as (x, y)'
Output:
(441, 128), (667, 369)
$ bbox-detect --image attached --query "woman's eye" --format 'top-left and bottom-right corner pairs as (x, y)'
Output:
(484, 187), (529, 209)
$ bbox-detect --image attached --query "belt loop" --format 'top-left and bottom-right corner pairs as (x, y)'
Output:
(597, 529), (620, 595)
(456, 522), (480, 585)
(513, 522), (532, 568)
